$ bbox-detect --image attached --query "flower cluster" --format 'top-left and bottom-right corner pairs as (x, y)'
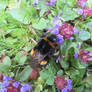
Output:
(0, 75), (32, 92)
(55, 76), (74, 92)
(78, 50), (92, 64)
(46, 0), (57, 6)
(59, 23), (75, 40)
(76, 0), (92, 16)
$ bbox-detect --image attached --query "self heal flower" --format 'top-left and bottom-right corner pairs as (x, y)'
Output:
(55, 76), (67, 89)
(59, 23), (74, 39)
(83, 7), (92, 16)
(76, 0), (87, 8)
(79, 50), (92, 64)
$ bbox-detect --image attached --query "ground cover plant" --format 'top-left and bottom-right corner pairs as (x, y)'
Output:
(0, 0), (92, 92)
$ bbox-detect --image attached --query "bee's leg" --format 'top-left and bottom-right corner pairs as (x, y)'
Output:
(49, 49), (61, 63)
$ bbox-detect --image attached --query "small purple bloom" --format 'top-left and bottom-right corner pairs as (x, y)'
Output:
(68, 37), (74, 40)
(57, 34), (64, 44)
(66, 85), (72, 91)
(2, 81), (10, 87)
(0, 88), (7, 92)
(67, 79), (72, 85)
(22, 84), (32, 91)
(77, 43), (81, 49)
(73, 27), (78, 34)
(77, 9), (83, 15)
(62, 88), (68, 92)
(88, 52), (92, 56)
(87, 57), (92, 61)
(58, 88), (61, 92)
(51, 29), (59, 35)
(34, 0), (38, 5)
(74, 52), (78, 58)
(3, 75), (12, 81)
(20, 87), (26, 92)
(13, 81), (20, 88)
(84, 50), (88, 54)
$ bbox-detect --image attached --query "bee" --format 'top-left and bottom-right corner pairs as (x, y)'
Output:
(30, 31), (60, 69)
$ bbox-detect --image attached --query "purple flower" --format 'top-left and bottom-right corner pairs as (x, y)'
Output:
(58, 88), (61, 92)
(88, 52), (92, 56)
(51, 29), (59, 35)
(2, 81), (10, 87)
(20, 87), (26, 92)
(67, 79), (72, 85)
(57, 34), (64, 44)
(74, 52), (78, 58)
(33, 0), (38, 5)
(87, 57), (92, 61)
(46, 0), (57, 6)
(0, 88), (7, 92)
(77, 9), (83, 15)
(21, 84), (32, 91)
(77, 43), (81, 49)
(68, 37), (74, 40)
(66, 85), (72, 91)
(52, 16), (61, 26)
(13, 81), (20, 88)
(3, 75), (12, 81)
(73, 27), (78, 34)
(62, 88), (68, 92)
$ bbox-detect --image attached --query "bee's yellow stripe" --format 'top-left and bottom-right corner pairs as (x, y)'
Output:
(40, 61), (47, 65)
(30, 49), (34, 55)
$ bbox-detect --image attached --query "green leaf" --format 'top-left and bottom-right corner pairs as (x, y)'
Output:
(32, 18), (48, 30)
(74, 86), (84, 92)
(86, 47), (92, 51)
(46, 76), (54, 85)
(86, 21), (92, 32)
(40, 70), (49, 79)
(87, 0), (92, 8)
(0, 63), (10, 72)
(79, 31), (90, 41)
(3, 56), (11, 66)
(16, 66), (32, 81)
(8, 8), (30, 24)
(57, 70), (63, 76)
(19, 55), (27, 65)
(62, 5), (79, 21)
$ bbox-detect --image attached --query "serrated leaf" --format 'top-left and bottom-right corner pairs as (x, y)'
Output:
(79, 31), (90, 41)
(3, 56), (11, 66)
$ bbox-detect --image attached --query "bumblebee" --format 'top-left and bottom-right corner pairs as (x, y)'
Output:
(30, 31), (60, 69)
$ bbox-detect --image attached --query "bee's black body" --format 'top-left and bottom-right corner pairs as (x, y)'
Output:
(30, 32), (60, 69)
